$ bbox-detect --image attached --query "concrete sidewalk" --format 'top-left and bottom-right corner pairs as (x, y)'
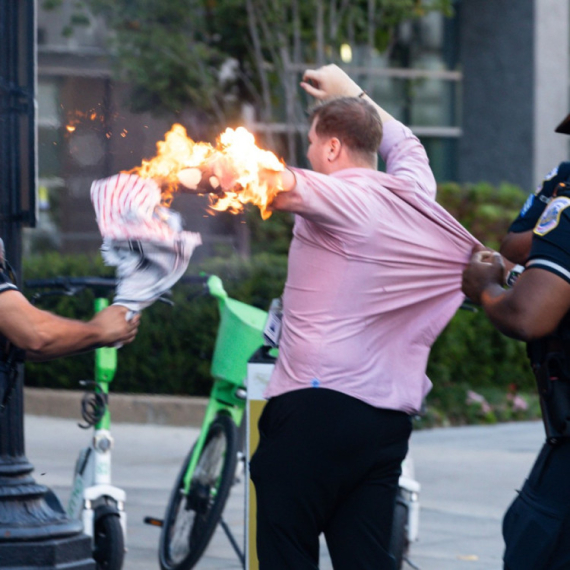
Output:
(23, 410), (545, 570)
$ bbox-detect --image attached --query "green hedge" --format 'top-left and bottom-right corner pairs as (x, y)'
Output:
(424, 181), (535, 424)
(22, 182), (536, 423)
(23, 250), (288, 395)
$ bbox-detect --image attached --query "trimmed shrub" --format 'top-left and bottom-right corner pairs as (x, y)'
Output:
(22, 183), (536, 424)
(22, 249), (288, 396)
(437, 181), (527, 249)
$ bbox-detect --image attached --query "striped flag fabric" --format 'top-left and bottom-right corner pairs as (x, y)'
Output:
(90, 173), (202, 311)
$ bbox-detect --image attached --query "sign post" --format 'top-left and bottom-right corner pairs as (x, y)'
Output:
(245, 348), (276, 569)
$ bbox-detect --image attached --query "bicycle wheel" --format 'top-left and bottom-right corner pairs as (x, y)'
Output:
(159, 414), (239, 570)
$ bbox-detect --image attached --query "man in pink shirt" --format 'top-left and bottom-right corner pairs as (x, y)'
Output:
(249, 65), (478, 570)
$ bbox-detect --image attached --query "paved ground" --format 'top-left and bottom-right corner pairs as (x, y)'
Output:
(408, 421), (543, 570)
(24, 415), (545, 570)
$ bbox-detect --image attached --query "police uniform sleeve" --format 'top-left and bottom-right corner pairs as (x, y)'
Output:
(509, 162), (570, 233)
(526, 195), (570, 283)
(0, 268), (18, 295)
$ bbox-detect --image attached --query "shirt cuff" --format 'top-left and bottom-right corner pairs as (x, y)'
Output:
(0, 283), (18, 294)
(526, 258), (570, 284)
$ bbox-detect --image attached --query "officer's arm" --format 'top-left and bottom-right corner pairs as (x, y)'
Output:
(500, 165), (570, 264)
(462, 252), (570, 341)
(500, 231), (533, 265)
(0, 289), (138, 361)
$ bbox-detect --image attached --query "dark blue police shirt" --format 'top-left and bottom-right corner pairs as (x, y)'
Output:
(0, 267), (17, 295)
(527, 189), (570, 285)
(510, 162), (570, 233)
(0, 264), (19, 361)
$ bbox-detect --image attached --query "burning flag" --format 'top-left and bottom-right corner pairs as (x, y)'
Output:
(89, 123), (281, 311)
(130, 124), (285, 220)
(91, 173), (201, 312)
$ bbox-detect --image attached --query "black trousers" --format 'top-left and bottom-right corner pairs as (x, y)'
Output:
(503, 438), (570, 570)
(250, 388), (412, 570)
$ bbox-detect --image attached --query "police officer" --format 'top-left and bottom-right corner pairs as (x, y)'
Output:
(0, 238), (140, 363)
(501, 116), (570, 265)
(462, 113), (570, 570)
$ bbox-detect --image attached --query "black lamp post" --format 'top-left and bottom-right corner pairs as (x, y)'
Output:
(0, 1), (94, 567)
(0, 364), (94, 568)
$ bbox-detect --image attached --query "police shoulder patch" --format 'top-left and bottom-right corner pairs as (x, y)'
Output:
(534, 196), (570, 236)
(543, 165), (560, 182)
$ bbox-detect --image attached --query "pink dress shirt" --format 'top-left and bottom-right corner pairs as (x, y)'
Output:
(265, 119), (480, 414)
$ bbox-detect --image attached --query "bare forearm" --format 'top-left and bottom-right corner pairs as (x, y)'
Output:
(11, 311), (104, 361)
(359, 93), (394, 125)
(0, 291), (136, 361)
(280, 168), (296, 192)
(463, 251), (535, 339)
(463, 253), (570, 342)
(300, 64), (394, 124)
(479, 282), (563, 342)
(499, 231), (532, 265)
(478, 285), (532, 340)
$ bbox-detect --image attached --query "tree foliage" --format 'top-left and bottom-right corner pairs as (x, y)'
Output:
(43, 0), (452, 129)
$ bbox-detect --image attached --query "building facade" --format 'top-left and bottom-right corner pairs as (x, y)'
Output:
(34, 0), (570, 255)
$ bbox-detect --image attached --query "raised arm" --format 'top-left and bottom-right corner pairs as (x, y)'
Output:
(300, 64), (435, 199)
(300, 64), (394, 126)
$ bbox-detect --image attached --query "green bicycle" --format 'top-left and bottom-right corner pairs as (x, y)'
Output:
(154, 274), (267, 570)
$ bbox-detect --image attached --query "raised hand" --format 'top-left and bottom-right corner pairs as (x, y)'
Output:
(177, 153), (241, 195)
(300, 64), (362, 101)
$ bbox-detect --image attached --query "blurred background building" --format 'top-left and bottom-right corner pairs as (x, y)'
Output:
(33, 0), (569, 257)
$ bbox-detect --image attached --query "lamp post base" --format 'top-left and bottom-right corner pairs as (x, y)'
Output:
(0, 534), (94, 569)
(0, 468), (95, 569)
(0, 376), (95, 569)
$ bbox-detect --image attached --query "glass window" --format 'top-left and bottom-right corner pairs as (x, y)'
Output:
(38, 78), (63, 178)
(38, 79), (61, 127)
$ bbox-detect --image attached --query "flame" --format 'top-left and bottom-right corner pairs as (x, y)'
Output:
(64, 107), (107, 135)
(212, 127), (284, 220)
(129, 123), (284, 219)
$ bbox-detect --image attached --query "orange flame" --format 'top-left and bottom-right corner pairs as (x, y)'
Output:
(129, 123), (284, 219)
(64, 107), (106, 135)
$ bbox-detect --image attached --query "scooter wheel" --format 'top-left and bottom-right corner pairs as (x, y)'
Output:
(389, 497), (409, 570)
(93, 510), (125, 570)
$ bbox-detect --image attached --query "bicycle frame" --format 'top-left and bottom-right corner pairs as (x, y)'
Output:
(181, 276), (255, 495)
(154, 274), (268, 570)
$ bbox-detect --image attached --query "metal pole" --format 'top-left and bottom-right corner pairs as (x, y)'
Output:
(0, 1), (94, 567)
